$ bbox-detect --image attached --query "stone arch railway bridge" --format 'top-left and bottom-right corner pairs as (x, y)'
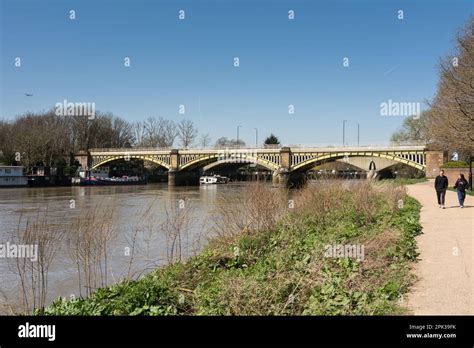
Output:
(75, 146), (445, 186)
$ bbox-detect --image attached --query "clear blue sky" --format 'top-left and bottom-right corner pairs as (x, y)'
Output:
(1, 0), (472, 146)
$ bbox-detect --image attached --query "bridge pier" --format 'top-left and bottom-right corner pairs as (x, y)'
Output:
(167, 170), (200, 186)
(272, 169), (307, 188)
(272, 170), (290, 187)
(272, 147), (292, 188)
(168, 170), (177, 186)
(168, 149), (201, 186)
(74, 150), (91, 169)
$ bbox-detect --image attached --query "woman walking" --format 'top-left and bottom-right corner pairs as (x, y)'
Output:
(454, 173), (469, 208)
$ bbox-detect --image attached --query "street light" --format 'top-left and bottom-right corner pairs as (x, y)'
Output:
(343, 120), (347, 147)
(357, 122), (360, 146)
(254, 128), (258, 147)
(237, 125), (242, 148)
(469, 154), (473, 191)
(343, 120), (360, 146)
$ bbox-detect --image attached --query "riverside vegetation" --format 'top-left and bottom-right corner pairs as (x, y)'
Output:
(37, 180), (422, 315)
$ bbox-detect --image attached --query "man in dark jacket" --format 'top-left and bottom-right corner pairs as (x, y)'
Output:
(434, 169), (449, 208)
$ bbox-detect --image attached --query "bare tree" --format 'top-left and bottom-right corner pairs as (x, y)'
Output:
(199, 133), (211, 148)
(0, 110), (141, 169)
(161, 119), (179, 147)
(132, 121), (146, 147)
(0, 120), (13, 163)
(215, 137), (246, 148)
(161, 199), (194, 263)
(111, 116), (135, 147)
(428, 16), (474, 157)
(142, 117), (161, 147)
(12, 207), (64, 313)
(177, 119), (198, 148)
(68, 202), (115, 297)
(143, 117), (178, 148)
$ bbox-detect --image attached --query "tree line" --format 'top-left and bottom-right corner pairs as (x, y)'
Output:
(391, 16), (473, 162)
(0, 111), (202, 167)
(0, 108), (282, 168)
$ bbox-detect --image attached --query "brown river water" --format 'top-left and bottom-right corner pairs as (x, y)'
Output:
(0, 183), (255, 313)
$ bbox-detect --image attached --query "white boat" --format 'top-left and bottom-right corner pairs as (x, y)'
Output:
(200, 175), (229, 185)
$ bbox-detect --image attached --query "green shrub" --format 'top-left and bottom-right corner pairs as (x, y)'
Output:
(442, 161), (469, 168)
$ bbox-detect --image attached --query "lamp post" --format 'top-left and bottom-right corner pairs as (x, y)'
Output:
(469, 154), (473, 191)
(342, 120), (360, 146)
(254, 128), (258, 147)
(236, 125), (242, 148)
(357, 123), (360, 146)
(343, 120), (347, 147)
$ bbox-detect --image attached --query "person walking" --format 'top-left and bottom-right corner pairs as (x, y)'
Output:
(434, 169), (448, 208)
(454, 173), (469, 208)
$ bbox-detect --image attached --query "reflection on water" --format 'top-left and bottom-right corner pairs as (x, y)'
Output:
(0, 183), (251, 313)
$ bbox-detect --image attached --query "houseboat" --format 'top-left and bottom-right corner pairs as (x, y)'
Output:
(72, 168), (146, 186)
(0, 166), (28, 187)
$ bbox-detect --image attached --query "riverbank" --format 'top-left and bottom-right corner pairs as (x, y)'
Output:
(38, 181), (422, 315)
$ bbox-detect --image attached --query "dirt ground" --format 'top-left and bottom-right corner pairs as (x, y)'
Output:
(406, 180), (473, 314)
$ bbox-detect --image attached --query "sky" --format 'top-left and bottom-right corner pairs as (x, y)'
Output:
(0, 0), (472, 147)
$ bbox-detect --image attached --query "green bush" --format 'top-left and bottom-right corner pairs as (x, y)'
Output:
(442, 161), (469, 168)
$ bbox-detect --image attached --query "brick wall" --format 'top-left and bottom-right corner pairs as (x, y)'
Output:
(442, 167), (470, 187)
(425, 151), (447, 178)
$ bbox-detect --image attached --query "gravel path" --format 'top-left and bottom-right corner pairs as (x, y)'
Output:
(406, 180), (473, 314)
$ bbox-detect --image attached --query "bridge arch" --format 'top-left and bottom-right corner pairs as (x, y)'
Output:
(291, 152), (425, 172)
(91, 155), (171, 170)
(202, 159), (277, 172)
(179, 154), (279, 171)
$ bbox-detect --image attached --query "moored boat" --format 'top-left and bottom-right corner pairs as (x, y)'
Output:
(72, 168), (146, 186)
(199, 175), (229, 185)
(73, 175), (146, 186)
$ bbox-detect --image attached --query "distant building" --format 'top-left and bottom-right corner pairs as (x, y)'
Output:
(0, 166), (28, 187)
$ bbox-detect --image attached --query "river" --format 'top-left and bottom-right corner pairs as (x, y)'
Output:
(0, 183), (256, 313)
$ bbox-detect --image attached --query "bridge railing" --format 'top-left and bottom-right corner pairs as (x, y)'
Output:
(89, 145), (281, 152)
(90, 147), (172, 152)
(89, 143), (427, 152)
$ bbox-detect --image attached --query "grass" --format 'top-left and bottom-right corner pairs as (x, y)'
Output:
(389, 177), (428, 185)
(390, 177), (473, 196)
(448, 188), (474, 196)
(38, 181), (422, 316)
